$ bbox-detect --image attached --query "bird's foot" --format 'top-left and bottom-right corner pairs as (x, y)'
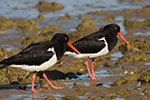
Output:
(91, 77), (97, 80)
(32, 89), (42, 93)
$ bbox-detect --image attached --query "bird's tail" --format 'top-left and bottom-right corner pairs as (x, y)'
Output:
(0, 65), (8, 70)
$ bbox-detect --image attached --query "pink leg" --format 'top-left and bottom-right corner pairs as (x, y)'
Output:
(43, 71), (62, 89)
(32, 73), (42, 93)
(91, 58), (96, 80)
(85, 58), (93, 80)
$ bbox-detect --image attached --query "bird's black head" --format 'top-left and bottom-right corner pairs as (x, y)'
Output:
(51, 33), (69, 43)
(102, 24), (120, 35)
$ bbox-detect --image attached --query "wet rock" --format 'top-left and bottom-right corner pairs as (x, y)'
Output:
(57, 14), (72, 21)
(34, 1), (64, 12)
(111, 78), (128, 86)
(34, 25), (63, 33)
(140, 70), (150, 83)
(66, 72), (78, 79)
(78, 14), (95, 20)
(0, 69), (10, 84)
(117, 88), (130, 97)
(123, 16), (150, 32)
(117, 47), (149, 65)
(119, 36), (150, 51)
(100, 15), (115, 22)
(73, 82), (85, 88)
(0, 17), (38, 33)
(143, 88), (150, 95)
(87, 11), (107, 15)
(61, 95), (83, 100)
(134, 6), (150, 17)
(122, 74), (139, 81)
(88, 96), (100, 100)
(122, 8), (131, 15)
(21, 31), (56, 47)
(102, 93), (117, 99)
(76, 20), (98, 32)
(103, 62), (114, 68)
(75, 88), (86, 96)
(132, 0), (147, 3)
(45, 96), (57, 100)
(0, 48), (9, 61)
(36, 14), (45, 21)
(133, 68), (146, 74)
(19, 73), (40, 84)
(6, 67), (29, 83)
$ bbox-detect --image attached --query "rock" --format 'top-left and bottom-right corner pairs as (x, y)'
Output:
(88, 96), (100, 100)
(34, 1), (64, 12)
(111, 78), (128, 86)
(140, 70), (150, 83)
(143, 88), (150, 95)
(78, 14), (95, 20)
(61, 95), (83, 100)
(57, 14), (72, 21)
(87, 11), (107, 15)
(102, 93), (117, 99)
(36, 15), (45, 21)
(76, 20), (98, 32)
(100, 15), (115, 22)
(45, 96), (57, 100)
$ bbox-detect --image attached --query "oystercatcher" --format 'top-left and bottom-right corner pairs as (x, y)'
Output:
(65, 24), (130, 80)
(0, 33), (80, 93)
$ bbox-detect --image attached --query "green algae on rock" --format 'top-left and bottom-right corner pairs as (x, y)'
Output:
(61, 95), (84, 100)
(34, 1), (64, 12)
(78, 14), (95, 20)
(140, 70), (150, 83)
(21, 31), (56, 47)
(102, 93), (117, 99)
(36, 14), (45, 21)
(45, 96), (57, 100)
(57, 14), (72, 21)
(116, 51), (149, 65)
(76, 20), (98, 32)
(100, 15), (115, 22)
(123, 16), (150, 32)
(111, 78), (128, 86)
(0, 17), (38, 33)
(87, 11), (107, 15)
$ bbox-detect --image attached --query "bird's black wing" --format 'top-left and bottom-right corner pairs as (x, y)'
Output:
(1, 42), (55, 65)
(67, 39), (105, 53)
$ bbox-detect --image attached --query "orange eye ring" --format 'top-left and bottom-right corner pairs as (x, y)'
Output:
(65, 37), (68, 40)
(114, 27), (118, 30)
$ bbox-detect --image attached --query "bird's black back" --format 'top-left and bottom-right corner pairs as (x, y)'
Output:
(0, 33), (69, 66)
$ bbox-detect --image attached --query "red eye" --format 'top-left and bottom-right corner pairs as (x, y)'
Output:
(114, 27), (118, 30)
(65, 37), (68, 40)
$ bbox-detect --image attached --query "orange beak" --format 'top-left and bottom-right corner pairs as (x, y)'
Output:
(117, 32), (131, 46)
(67, 42), (80, 54)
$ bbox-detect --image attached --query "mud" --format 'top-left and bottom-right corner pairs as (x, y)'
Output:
(0, 0), (150, 100)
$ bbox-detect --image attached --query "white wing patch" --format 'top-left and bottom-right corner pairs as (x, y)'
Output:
(65, 37), (109, 58)
(47, 47), (55, 52)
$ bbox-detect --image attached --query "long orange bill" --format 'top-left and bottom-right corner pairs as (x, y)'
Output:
(67, 42), (80, 54)
(117, 32), (131, 47)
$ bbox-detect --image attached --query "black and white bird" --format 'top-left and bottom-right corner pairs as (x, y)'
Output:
(65, 24), (130, 80)
(0, 33), (80, 93)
